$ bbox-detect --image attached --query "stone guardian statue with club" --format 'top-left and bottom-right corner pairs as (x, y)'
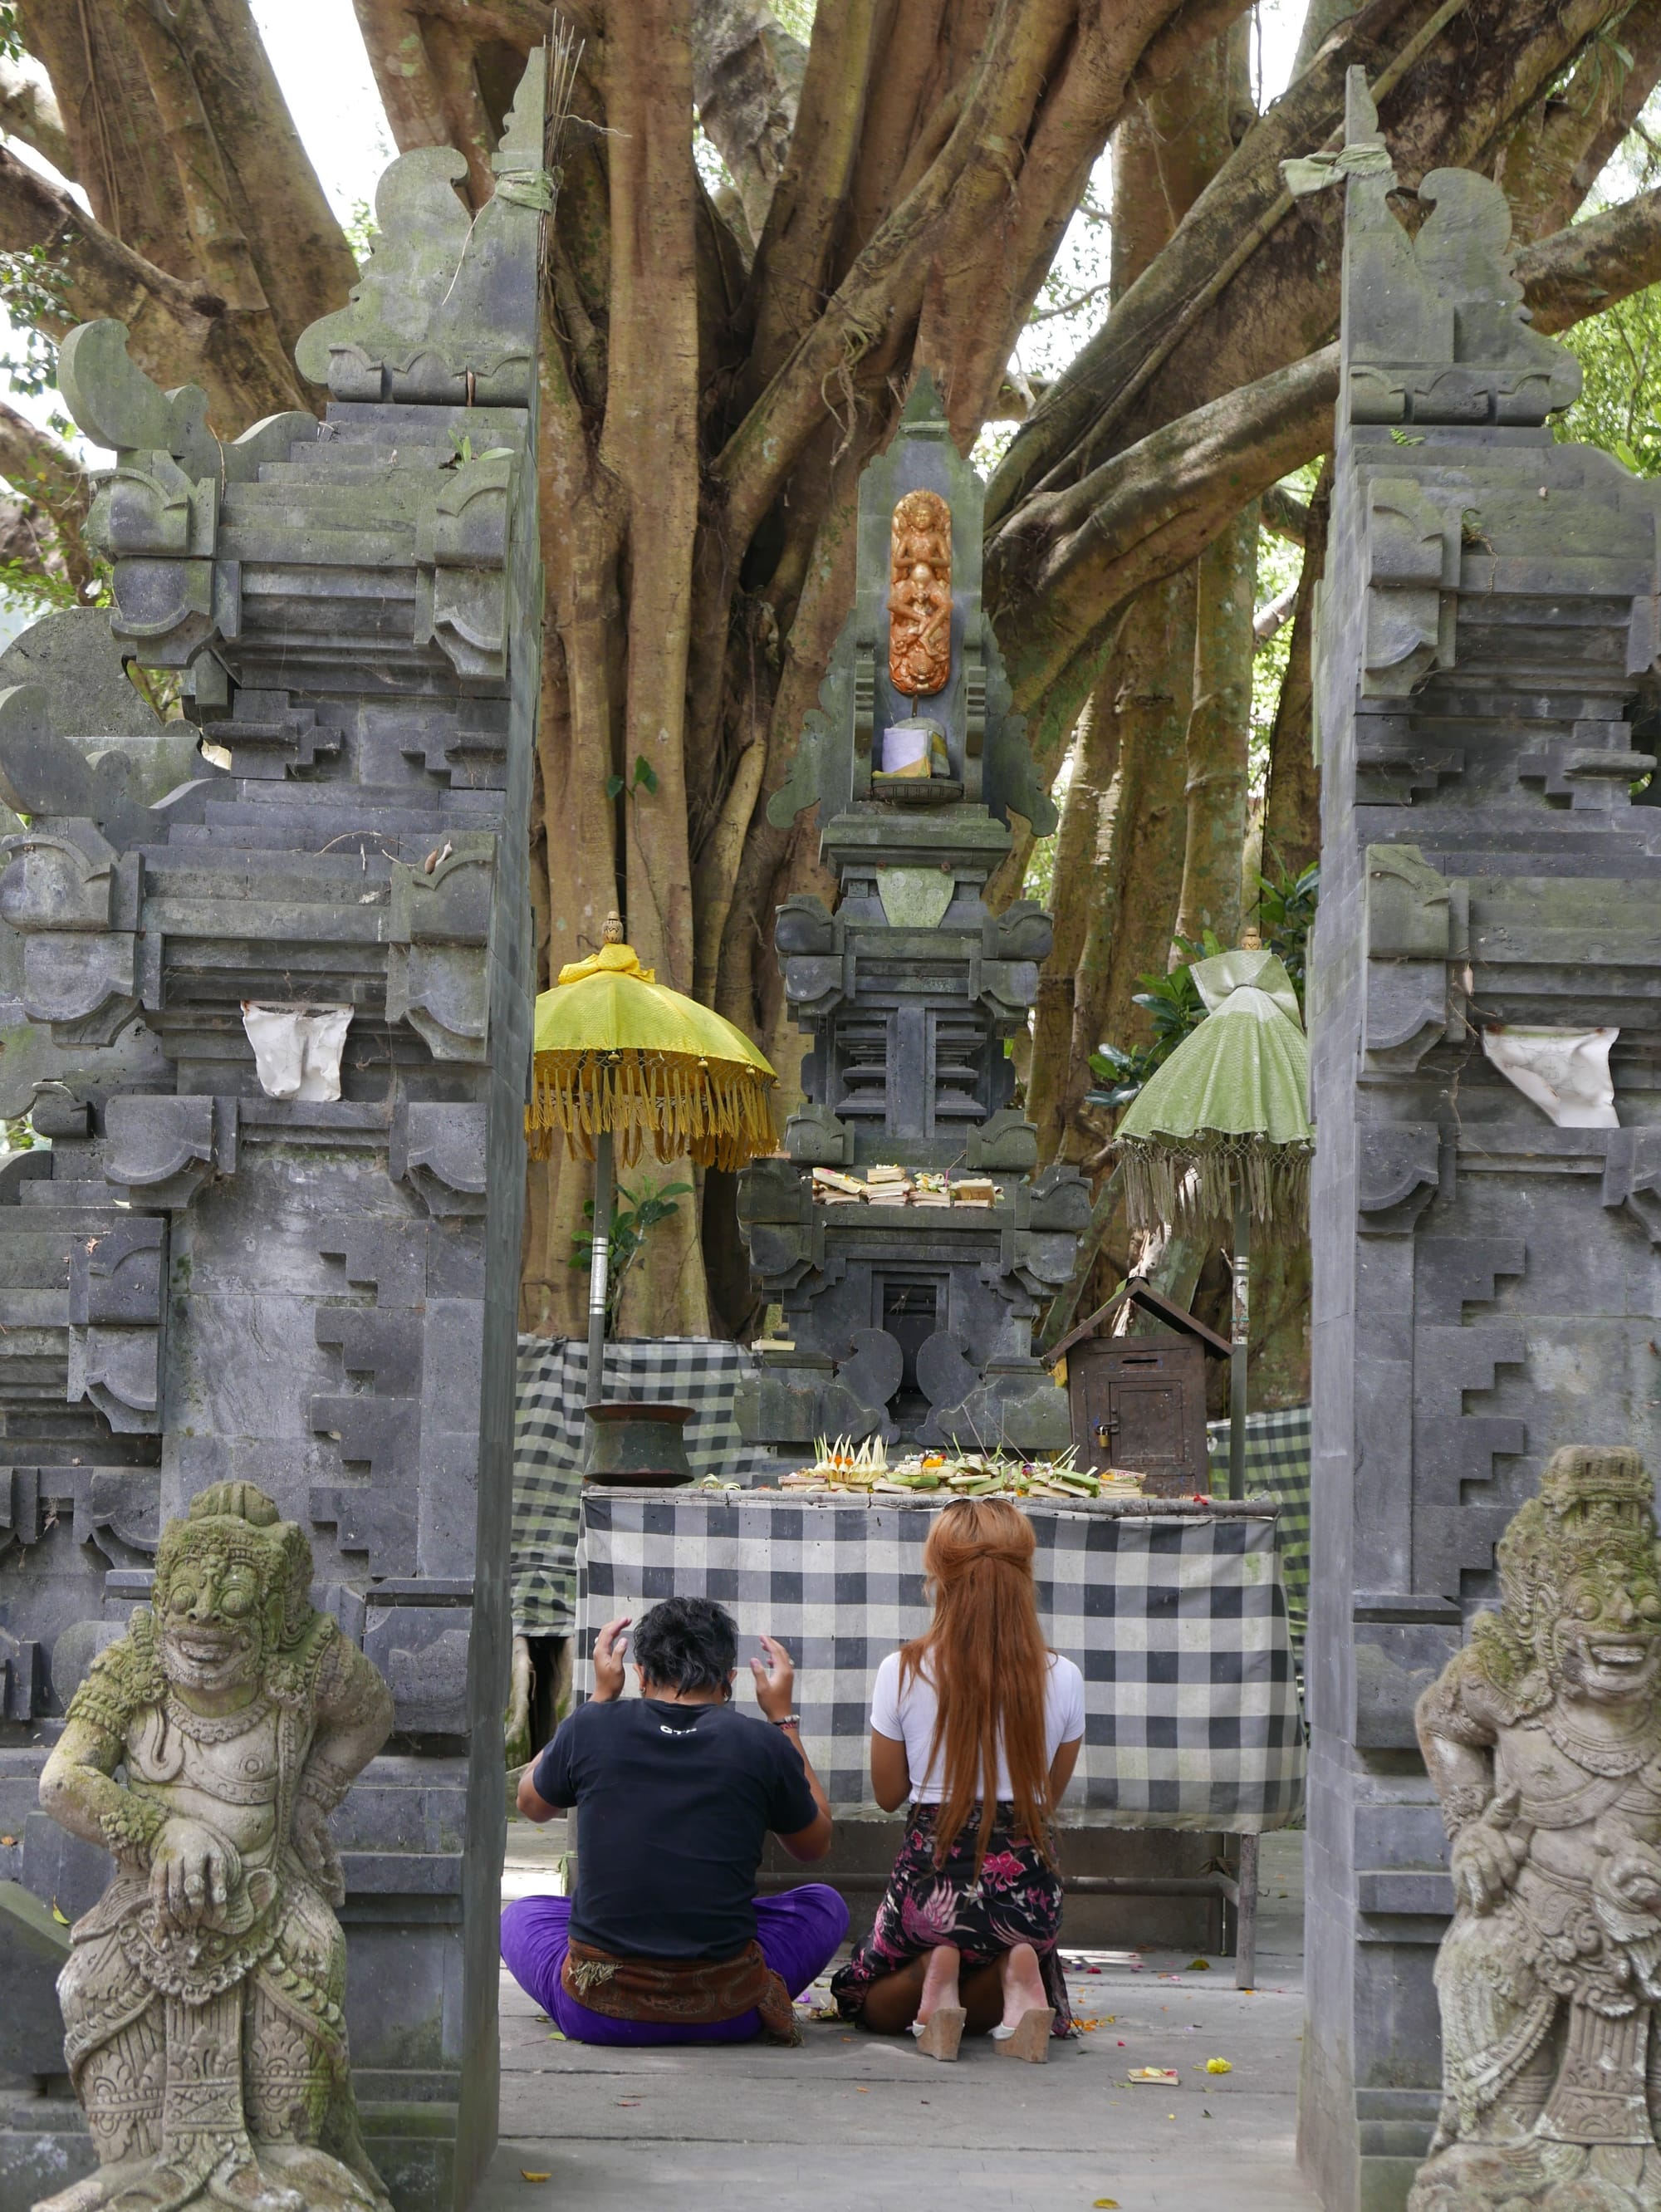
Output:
(1413, 1446), (1661, 2210)
(33, 1482), (395, 2212)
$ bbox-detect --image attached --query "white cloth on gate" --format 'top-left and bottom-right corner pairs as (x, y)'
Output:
(241, 1003), (354, 1101)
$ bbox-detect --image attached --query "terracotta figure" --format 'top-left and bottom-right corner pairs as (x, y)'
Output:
(889, 488), (953, 699)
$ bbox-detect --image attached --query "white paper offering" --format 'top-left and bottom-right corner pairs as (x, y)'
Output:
(881, 721), (932, 775)
(241, 1003), (355, 1101)
(1481, 1023), (1619, 1128)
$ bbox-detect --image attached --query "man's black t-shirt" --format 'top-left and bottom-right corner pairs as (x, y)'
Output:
(532, 1696), (818, 1959)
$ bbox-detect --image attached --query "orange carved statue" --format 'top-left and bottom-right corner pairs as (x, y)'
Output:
(888, 489), (953, 698)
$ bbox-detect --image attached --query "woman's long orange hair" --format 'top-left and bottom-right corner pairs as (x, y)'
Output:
(899, 1498), (1056, 1871)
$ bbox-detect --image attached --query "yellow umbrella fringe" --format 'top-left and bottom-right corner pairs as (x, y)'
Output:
(525, 1049), (777, 1170)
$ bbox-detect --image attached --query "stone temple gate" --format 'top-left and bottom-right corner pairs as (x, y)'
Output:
(0, 54), (546, 2212)
(1304, 70), (1661, 2210)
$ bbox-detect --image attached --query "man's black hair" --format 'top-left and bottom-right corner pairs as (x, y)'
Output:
(631, 1595), (738, 1695)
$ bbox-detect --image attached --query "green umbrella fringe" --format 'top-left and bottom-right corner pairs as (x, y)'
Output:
(527, 1049), (777, 1172)
(1115, 1136), (1313, 1235)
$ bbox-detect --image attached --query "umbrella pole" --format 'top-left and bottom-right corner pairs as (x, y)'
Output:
(1228, 1199), (1250, 1501)
(586, 1129), (614, 1412)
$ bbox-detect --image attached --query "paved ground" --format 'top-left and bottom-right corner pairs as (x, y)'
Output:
(478, 1825), (1316, 2212)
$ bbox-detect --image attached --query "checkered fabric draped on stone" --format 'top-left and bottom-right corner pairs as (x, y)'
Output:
(576, 1493), (1306, 1831)
(1207, 1404), (1310, 1650)
(512, 1336), (775, 1636)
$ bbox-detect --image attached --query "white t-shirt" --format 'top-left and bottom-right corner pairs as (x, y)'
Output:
(869, 1649), (1085, 1803)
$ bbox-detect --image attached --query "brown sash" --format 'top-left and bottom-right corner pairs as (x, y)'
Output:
(561, 1936), (801, 2044)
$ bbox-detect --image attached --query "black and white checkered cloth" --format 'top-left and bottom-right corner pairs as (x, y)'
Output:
(576, 1493), (1306, 1831)
(1207, 1404), (1310, 1650)
(513, 1336), (774, 1636)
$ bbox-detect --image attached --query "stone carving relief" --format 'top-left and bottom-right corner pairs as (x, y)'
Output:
(1411, 1447), (1661, 2210)
(33, 1482), (394, 2212)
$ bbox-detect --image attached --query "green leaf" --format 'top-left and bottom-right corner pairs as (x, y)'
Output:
(605, 774), (625, 800)
(633, 755), (659, 796)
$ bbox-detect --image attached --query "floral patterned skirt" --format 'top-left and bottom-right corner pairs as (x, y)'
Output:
(830, 1802), (1073, 2038)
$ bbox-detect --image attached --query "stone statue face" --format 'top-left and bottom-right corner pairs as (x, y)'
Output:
(1551, 1549), (1661, 1703)
(157, 1534), (268, 1699)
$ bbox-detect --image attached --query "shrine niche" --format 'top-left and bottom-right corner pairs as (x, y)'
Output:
(738, 374), (1086, 1459)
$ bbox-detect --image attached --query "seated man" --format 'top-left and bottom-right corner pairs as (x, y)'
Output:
(502, 1596), (848, 2044)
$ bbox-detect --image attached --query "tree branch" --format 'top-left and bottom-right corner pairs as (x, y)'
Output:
(1261, 482), (1311, 542)
(0, 55), (72, 179)
(0, 396), (92, 591)
(1515, 181), (1661, 331)
(992, 344), (1339, 714)
(0, 140), (311, 425)
(1497, 0), (1661, 242)
(987, 0), (1626, 531)
(742, 0), (880, 402)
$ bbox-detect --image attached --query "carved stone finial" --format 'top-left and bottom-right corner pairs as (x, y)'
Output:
(1410, 1445), (1661, 2209)
(601, 911), (625, 944)
(295, 47), (549, 405)
(1330, 60), (1580, 429)
(32, 1483), (395, 2212)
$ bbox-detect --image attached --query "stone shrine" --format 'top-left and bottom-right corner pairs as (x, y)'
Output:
(738, 375), (1087, 1456)
(1303, 67), (1661, 2210)
(0, 54), (546, 2212)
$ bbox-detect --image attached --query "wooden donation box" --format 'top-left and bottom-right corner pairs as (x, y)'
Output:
(1051, 1280), (1230, 1498)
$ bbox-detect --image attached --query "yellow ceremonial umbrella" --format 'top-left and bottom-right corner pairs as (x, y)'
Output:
(527, 915), (777, 1405)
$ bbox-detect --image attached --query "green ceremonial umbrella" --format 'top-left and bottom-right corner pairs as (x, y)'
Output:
(1112, 944), (1313, 1498)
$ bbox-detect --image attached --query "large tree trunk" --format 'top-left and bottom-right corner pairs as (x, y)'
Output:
(1262, 461), (1330, 883)
(1031, 14), (1246, 1179)
(1174, 500), (1256, 951)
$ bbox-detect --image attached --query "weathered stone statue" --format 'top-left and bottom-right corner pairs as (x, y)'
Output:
(34, 1484), (394, 2212)
(1412, 1447), (1661, 2209)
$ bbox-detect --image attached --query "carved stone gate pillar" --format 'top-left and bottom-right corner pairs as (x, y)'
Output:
(0, 60), (546, 2212)
(1301, 71), (1661, 2210)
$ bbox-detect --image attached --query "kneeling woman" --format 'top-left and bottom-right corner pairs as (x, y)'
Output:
(831, 1498), (1084, 2061)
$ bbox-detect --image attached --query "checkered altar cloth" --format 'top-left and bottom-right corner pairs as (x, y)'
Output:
(576, 1493), (1306, 1831)
(513, 1336), (773, 1636)
(1207, 1404), (1311, 1650)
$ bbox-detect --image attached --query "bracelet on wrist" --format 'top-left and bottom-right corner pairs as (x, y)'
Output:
(772, 1713), (802, 1729)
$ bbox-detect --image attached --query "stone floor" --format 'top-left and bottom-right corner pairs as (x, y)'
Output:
(478, 1825), (1316, 2212)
